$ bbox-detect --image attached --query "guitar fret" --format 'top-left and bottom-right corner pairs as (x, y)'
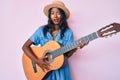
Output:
(73, 42), (76, 47)
(68, 44), (72, 49)
(66, 45), (70, 51)
(87, 32), (98, 41)
(76, 41), (79, 47)
(52, 52), (56, 58)
(61, 47), (64, 55)
(73, 41), (78, 48)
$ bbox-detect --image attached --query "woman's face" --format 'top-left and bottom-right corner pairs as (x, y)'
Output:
(50, 7), (61, 25)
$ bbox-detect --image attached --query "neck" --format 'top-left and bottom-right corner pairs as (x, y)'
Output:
(54, 25), (59, 30)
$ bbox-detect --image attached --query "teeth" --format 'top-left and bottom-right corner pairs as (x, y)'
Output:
(54, 19), (58, 22)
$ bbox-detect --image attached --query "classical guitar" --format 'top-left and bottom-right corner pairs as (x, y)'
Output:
(22, 23), (120, 80)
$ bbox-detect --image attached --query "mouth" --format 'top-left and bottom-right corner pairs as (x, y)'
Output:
(53, 18), (60, 23)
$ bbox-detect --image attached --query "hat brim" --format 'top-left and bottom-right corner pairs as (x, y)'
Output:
(43, 4), (70, 19)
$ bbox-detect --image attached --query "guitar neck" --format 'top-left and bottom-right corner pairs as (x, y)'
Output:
(52, 32), (99, 59)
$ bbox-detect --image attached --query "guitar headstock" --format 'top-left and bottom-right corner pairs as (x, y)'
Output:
(97, 23), (120, 37)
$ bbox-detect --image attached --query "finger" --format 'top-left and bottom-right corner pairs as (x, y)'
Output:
(77, 46), (80, 49)
(79, 41), (84, 48)
(41, 64), (50, 72)
(85, 41), (89, 45)
(43, 68), (45, 72)
(43, 61), (50, 66)
(41, 66), (45, 72)
(43, 64), (50, 71)
(43, 64), (50, 67)
(71, 48), (77, 52)
(44, 66), (50, 71)
(43, 62), (50, 68)
(42, 56), (48, 60)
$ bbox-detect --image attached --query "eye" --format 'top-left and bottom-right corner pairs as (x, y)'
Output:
(51, 12), (54, 15)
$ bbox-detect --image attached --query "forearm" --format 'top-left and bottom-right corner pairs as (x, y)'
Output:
(22, 44), (38, 64)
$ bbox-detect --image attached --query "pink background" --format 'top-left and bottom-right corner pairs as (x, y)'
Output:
(1, 0), (120, 80)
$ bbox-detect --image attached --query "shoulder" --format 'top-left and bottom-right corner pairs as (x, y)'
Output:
(30, 25), (45, 37)
(37, 25), (45, 31)
(34, 25), (45, 33)
(63, 28), (74, 39)
(64, 28), (73, 35)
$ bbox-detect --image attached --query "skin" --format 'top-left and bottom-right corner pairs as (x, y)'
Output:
(22, 7), (88, 72)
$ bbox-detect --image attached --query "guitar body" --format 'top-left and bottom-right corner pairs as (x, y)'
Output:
(22, 41), (64, 80)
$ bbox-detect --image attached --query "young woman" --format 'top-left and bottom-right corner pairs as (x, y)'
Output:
(22, 1), (88, 80)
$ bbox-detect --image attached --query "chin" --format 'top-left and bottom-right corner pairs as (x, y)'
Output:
(53, 22), (59, 25)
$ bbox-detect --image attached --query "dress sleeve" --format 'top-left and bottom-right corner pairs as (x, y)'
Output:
(29, 27), (43, 46)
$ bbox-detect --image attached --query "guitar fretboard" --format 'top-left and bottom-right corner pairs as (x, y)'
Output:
(51, 32), (99, 59)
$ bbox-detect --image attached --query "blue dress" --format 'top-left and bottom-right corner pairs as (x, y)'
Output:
(29, 26), (74, 80)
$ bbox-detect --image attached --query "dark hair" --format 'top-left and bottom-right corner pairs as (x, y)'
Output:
(43, 8), (69, 39)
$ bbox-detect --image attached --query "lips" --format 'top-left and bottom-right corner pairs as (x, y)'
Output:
(53, 18), (59, 22)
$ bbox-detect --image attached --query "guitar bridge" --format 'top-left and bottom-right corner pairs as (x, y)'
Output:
(32, 61), (37, 73)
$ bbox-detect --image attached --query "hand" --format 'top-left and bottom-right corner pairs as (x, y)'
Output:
(77, 41), (89, 49)
(65, 41), (89, 57)
(36, 56), (50, 72)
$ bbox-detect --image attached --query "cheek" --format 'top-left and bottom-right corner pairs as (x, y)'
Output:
(57, 15), (61, 18)
(50, 15), (54, 19)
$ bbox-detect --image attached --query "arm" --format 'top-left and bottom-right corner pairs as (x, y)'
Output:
(65, 48), (77, 58)
(22, 39), (50, 71)
(22, 39), (38, 62)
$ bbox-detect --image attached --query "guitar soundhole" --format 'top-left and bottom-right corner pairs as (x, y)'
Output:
(44, 52), (53, 64)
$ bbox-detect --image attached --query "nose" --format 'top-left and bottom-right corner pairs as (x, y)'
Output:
(54, 13), (58, 18)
